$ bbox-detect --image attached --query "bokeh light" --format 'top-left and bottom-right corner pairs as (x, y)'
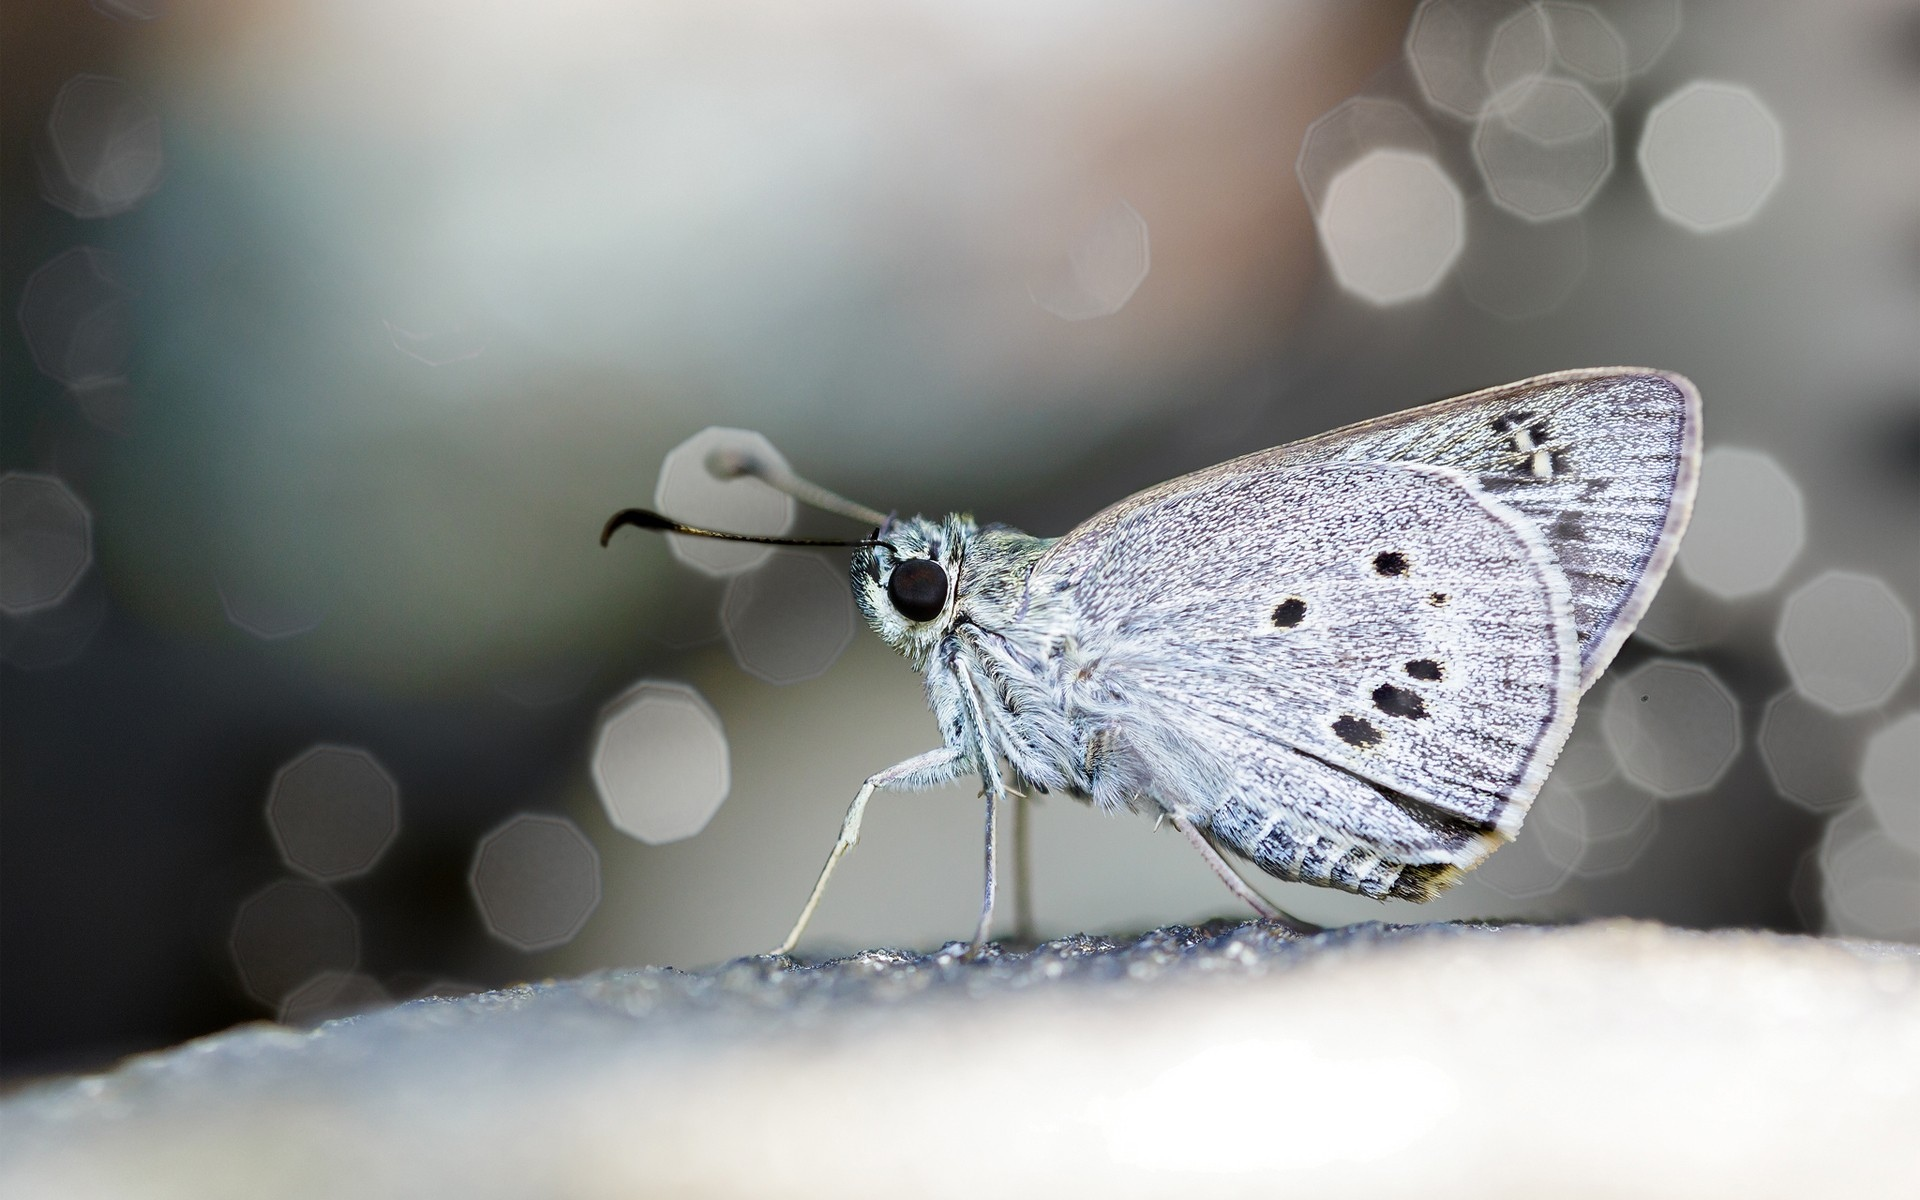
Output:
(38, 74), (165, 219)
(265, 745), (401, 882)
(16, 247), (135, 389)
(1551, 719), (1617, 790)
(67, 377), (138, 436)
(1860, 713), (1920, 854)
(1472, 76), (1613, 221)
(1, 578), (110, 671)
(89, 0), (162, 20)
(1605, 0), (1683, 74)
(1316, 149), (1464, 304)
(216, 574), (331, 641)
(1818, 805), (1920, 940)
(1639, 81), (1784, 232)
(1674, 446), (1805, 599)
(1406, 0), (1540, 120)
(721, 550), (856, 685)
(1567, 778), (1662, 877)
(1030, 200), (1151, 321)
(228, 881), (361, 1009)
(277, 970), (390, 1027)
(1759, 691), (1863, 814)
(1775, 571), (1914, 715)
(0, 473), (93, 617)
(1477, 778), (1586, 899)
(1457, 199), (1587, 320)
(653, 428), (797, 578)
(1531, 4), (1631, 106)
(469, 814), (602, 951)
(591, 680), (730, 845)
(1602, 659), (1742, 798)
(1295, 97), (1438, 218)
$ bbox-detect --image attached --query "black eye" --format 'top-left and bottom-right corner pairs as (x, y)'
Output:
(886, 558), (948, 622)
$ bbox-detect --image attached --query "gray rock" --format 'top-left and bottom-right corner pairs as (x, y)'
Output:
(4, 919), (1917, 1198)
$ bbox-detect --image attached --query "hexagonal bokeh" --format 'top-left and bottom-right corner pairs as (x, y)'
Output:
(1457, 197), (1587, 320)
(69, 377), (139, 436)
(1759, 690), (1863, 814)
(0, 473), (93, 617)
(1476, 778), (1587, 898)
(1295, 96), (1438, 218)
(266, 745), (401, 881)
(721, 550), (856, 685)
(469, 814), (602, 951)
(591, 680), (731, 844)
(1601, 659), (1742, 798)
(1534, 4), (1631, 106)
(1568, 778), (1662, 878)
(1607, 0), (1683, 75)
(1629, 574), (1725, 653)
(1776, 571), (1915, 715)
(1405, 0), (1541, 120)
(1550, 718), (1616, 790)
(90, 0), (163, 19)
(278, 970), (390, 1027)
(1316, 149), (1464, 305)
(1473, 76), (1613, 221)
(217, 573), (332, 641)
(1, 576), (109, 670)
(653, 427), (796, 577)
(229, 880), (361, 1007)
(1480, 5), (1552, 102)
(1030, 200), (1150, 321)
(1639, 81), (1784, 232)
(383, 314), (486, 367)
(1819, 805), (1920, 940)
(1860, 712), (1920, 853)
(17, 246), (135, 388)
(39, 74), (164, 219)
(1674, 446), (1805, 599)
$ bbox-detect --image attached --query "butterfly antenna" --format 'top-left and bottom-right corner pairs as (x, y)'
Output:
(600, 508), (892, 550)
(704, 446), (890, 528)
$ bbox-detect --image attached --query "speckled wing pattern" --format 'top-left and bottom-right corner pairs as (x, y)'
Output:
(1065, 369), (1700, 691)
(1037, 462), (1579, 900)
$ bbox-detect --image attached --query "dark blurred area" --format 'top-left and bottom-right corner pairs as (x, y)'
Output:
(3, 0), (1916, 1081)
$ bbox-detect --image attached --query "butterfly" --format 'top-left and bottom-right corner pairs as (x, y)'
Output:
(603, 367), (1701, 953)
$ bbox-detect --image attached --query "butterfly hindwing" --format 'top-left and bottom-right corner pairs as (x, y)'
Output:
(1037, 461), (1580, 896)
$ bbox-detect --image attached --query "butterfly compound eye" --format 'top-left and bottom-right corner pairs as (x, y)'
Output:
(886, 558), (948, 622)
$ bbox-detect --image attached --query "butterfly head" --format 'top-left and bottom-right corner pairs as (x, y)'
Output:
(852, 513), (973, 663)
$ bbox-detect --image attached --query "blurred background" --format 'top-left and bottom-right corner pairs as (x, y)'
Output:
(3, 0), (1915, 1080)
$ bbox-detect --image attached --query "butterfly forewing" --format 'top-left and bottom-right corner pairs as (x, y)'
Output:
(1058, 369), (1698, 691)
(1035, 462), (1579, 896)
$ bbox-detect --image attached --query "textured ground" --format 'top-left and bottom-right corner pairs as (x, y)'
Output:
(4, 919), (1917, 1199)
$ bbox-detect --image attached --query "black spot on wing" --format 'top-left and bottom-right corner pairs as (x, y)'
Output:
(1373, 551), (1408, 576)
(1271, 597), (1306, 627)
(1405, 658), (1444, 681)
(1333, 714), (1382, 748)
(1372, 683), (1428, 719)
(1428, 592), (1450, 607)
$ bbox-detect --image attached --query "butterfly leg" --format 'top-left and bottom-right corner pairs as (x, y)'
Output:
(1172, 814), (1323, 936)
(969, 784), (1000, 954)
(772, 746), (967, 957)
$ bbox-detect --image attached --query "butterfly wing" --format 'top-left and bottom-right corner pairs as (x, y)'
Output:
(1032, 460), (1579, 899)
(1060, 369), (1699, 690)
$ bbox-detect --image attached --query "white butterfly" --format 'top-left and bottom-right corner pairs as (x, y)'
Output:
(605, 367), (1701, 953)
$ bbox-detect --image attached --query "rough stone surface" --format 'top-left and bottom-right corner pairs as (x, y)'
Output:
(4, 920), (1917, 1198)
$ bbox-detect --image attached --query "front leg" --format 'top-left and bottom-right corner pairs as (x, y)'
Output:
(773, 746), (967, 956)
